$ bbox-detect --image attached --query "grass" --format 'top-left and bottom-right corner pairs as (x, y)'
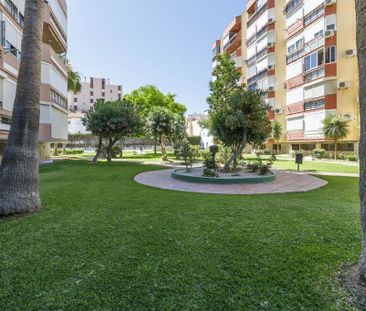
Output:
(0, 160), (362, 310)
(273, 159), (359, 174)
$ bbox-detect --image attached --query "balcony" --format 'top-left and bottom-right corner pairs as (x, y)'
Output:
(246, 24), (269, 47)
(247, 2), (268, 28)
(224, 16), (242, 37)
(43, 4), (67, 54)
(223, 31), (242, 54)
(246, 47), (268, 66)
(212, 40), (221, 61)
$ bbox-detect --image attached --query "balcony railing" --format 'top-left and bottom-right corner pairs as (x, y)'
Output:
(247, 2), (268, 28)
(246, 24), (268, 47)
(247, 68), (268, 85)
(223, 33), (237, 51)
(247, 47), (268, 66)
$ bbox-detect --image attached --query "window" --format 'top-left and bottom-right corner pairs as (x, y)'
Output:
(325, 46), (336, 63)
(304, 49), (324, 72)
(314, 30), (323, 38)
(285, 0), (302, 14)
(102, 92), (105, 97)
(118, 94), (121, 100)
(90, 91), (93, 96)
(0, 115), (12, 125)
(326, 24), (335, 31)
(118, 85), (122, 91)
(90, 78), (94, 88)
(322, 143), (354, 152)
(90, 99), (94, 104)
(19, 13), (24, 27)
(304, 67), (325, 82)
(74, 97), (78, 102)
(304, 5), (324, 26)
(288, 37), (305, 54)
(5, 40), (19, 58)
(300, 144), (316, 151)
(51, 90), (67, 109)
(102, 79), (106, 90)
(304, 99), (325, 111)
(73, 105), (77, 111)
(292, 144), (300, 151)
(4, 0), (17, 19)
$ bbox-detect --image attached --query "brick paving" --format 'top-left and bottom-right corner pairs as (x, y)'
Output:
(134, 169), (328, 195)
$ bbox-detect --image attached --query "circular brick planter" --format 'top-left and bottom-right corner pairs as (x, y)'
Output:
(134, 169), (328, 195)
(171, 168), (276, 184)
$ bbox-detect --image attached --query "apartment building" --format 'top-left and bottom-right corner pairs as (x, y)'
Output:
(284, 0), (359, 154)
(212, 0), (359, 154)
(0, 0), (68, 160)
(68, 77), (123, 113)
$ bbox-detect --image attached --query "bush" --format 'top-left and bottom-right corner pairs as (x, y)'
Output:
(345, 153), (358, 162)
(312, 148), (325, 159)
(111, 146), (122, 158)
(65, 149), (84, 155)
(217, 145), (232, 165)
(263, 149), (272, 155)
(202, 147), (218, 177)
(209, 145), (219, 156)
(187, 136), (201, 146)
(246, 154), (273, 175)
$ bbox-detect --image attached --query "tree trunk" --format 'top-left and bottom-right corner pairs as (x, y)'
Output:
(106, 138), (113, 162)
(224, 131), (247, 172)
(52, 143), (58, 156)
(0, 0), (44, 216)
(159, 134), (168, 161)
(62, 143), (67, 155)
(277, 140), (279, 155)
(154, 138), (157, 155)
(92, 134), (103, 164)
(334, 141), (337, 160)
(356, 0), (366, 282)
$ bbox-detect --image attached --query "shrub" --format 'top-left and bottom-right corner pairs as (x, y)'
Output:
(263, 149), (272, 155)
(209, 145), (219, 156)
(345, 153), (358, 162)
(246, 154), (273, 175)
(312, 148), (325, 159)
(111, 146), (122, 158)
(217, 145), (232, 165)
(202, 147), (218, 177)
(187, 136), (201, 146)
(65, 149), (84, 155)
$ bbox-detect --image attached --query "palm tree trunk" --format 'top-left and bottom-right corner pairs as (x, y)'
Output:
(0, 0), (44, 216)
(334, 141), (338, 160)
(356, 0), (366, 282)
(52, 143), (58, 156)
(277, 140), (279, 155)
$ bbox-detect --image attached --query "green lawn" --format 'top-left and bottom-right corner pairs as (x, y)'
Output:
(0, 161), (361, 310)
(273, 159), (359, 174)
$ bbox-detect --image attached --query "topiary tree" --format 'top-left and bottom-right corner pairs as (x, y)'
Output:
(322, 114), (350, 160)
(272, 120), (282, 155)
(82, 99), (142, 163)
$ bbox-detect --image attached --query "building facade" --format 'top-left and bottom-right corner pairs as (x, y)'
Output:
(68, 77), (123, 113)
(212, 0), (359, 155)
(0, 0), (69, 160)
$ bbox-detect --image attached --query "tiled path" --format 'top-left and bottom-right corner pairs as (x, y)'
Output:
(134, 169), (328, 195)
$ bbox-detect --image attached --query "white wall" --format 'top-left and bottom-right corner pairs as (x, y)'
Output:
(41, 62), (67, 96)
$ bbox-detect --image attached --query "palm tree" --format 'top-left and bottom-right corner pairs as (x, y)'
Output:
(67, 64), (82, 94)
(0, 0), (44, 216)
(356, 0), (366, 283)
(272, 120), (282, 155)
(322, 115), (350, 160)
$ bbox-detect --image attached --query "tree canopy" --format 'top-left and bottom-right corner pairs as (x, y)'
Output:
(207, 53), (271, 171)
(82, 99), (142, 163)
(126, 85), (186, 118)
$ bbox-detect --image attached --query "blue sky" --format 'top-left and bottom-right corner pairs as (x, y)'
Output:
(68, 0), (246, 113)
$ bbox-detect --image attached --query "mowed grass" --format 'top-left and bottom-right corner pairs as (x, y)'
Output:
(273, 159), (359, 174)
(0, 160), (361, 310)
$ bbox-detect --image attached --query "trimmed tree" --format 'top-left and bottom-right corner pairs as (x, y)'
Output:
(147, 107), (185, 161)
(356, 0), (366, 282)
(82, 99), (142, 164)
(322, 114), (350, 160)
(210, 89), (271, 172)
(0, 0), (44, 216)
(207, 53), (271, 171)
(272, 120), (282, 155)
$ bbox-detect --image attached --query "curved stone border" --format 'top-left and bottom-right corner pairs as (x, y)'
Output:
(172, 168), (276, 184)
(134, 169), (328, 195)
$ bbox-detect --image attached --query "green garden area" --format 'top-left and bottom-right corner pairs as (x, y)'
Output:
(0, 160), (361, 310)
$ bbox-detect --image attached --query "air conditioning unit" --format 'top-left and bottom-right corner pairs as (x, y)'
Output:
(268, 18), (275, 24)
(345, 49), (357, 57)
(267, 42), (274, 48)
(283, 82), (288, 89)
(268, 64), (275, 70)
(337, 81), (351, 89)
(268, 86), (275, 92)
(325, 30), (335, 38)
(325, 0), (336, 6)
(275, 108), (283, 114)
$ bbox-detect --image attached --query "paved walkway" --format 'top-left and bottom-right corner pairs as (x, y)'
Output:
(134, 169), (328, 195)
